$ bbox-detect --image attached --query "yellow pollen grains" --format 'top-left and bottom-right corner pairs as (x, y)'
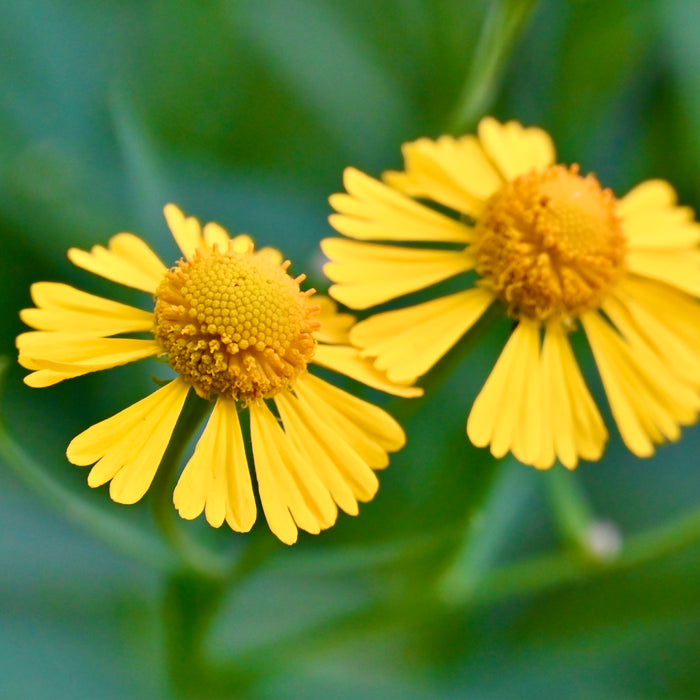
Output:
(154, 246), (320, 401)
(471, 164), (627, 322)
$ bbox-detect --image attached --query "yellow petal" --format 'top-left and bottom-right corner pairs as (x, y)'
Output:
(67, 378), (190, 504)
(202, 221), (231, 252)
(20, 282), (153, 335)
(582, 312), (699, 457)
(249, 401), (337, 542)
(625, 249), (700, 297)
(617, 179), (678, 216)
(68, 233), (166, 293)
(620, 274), (699, 351)
(294, 372), (405, 459)
(350, 288), (494, 384)
(467, 320), (539, 461)
(174, 398), (256, 532)
(164, 203), (204, 260)
(275, 391), (363, 514)
(329, 167), (473, 244)
(541, 322), (607, 468)
(17, 333), (160, 378)
(384, 135), (502, 217)
(311, 344), (423, 398)
(321, 238), (474, 309)
(604, 283), (699, 390)
(477, 117), (556, 181)
(620, 180), (699, 249)
(313, 295), (355, 345)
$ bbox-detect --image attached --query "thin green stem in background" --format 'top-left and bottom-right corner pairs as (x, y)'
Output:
(448, 0), (541, 134)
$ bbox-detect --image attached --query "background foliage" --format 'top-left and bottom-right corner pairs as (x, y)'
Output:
(1, 1), (698, 698)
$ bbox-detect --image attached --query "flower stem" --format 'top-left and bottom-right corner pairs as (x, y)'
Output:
(436, 455), (537, 604)
(149, 390), (233, 578)
(0, 420), (180, 572)
(448, 0), (541, 134)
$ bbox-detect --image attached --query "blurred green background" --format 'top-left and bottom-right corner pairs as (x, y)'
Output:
(1, 0), (698, 698)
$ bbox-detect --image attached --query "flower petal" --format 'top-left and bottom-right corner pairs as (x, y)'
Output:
(349, 288), (494, 384)
(467, 319), (541, 463)
(294, 372), (405, 465)
(541, 322), (607, 468)
(477, 117), (556, 180)
(604, 280), (699, 390)
(329, 167), (474, 244)
(321, 238), (475, 309)
(384, 135), (502, 216)
(312, 344), (423, 398)
(174, 397), (256, 532)
(275, 391), (364, 515)
(202, 221), (231, 252)
(582, 311), (699, 457)
(249, 400), (337, 544)
(20, 282), (153, 335)
(625, 249), (700, 296)
(17, 333), (161, 385)
(68, 233), (167, 293)
(313, 295), (355, 345)
(620, 180), (700, 250)
(164, 203), (205, 261)
(67, 378), (190, 504)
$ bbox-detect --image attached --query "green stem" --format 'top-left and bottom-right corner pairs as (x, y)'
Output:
(436, 455), (537, 604)
(149, 390), (233, 579)
(470, 507), (700, 607)
(545, 466), (597, 552)
(448, 0), (540, 134)
(0, 421), (179, 573)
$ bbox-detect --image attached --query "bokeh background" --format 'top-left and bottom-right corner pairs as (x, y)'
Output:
(1, 0), (698, 698)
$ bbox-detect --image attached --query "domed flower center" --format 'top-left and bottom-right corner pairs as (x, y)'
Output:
(154, 247), (319, 401)
(471, 164), (627, 321)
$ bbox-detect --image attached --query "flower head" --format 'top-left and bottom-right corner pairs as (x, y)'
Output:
(17, 205), (419, 544)
(322, 117), (700, 469)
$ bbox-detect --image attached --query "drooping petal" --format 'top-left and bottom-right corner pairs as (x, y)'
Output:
(540, 322), (608, 468)
(477, 117), (556, 181)
(384, 135), (502, 217)
(20, 282), (154, 335)
(174, 397), (256, 532)
(467, 319), (544, 465)
(275, 390), (365, 515)
(17, 333), (161, 386)
(321, 238), (474, 309)
(624, 249), (700, 296)
(68, 233), (167, 293)
(164, 203), (205, 260)
(604, 280), (699, 390)
(311, 345), (423, 398)
(294, 372), (405, 467)
(329, 167), (474, 244)
(349, 288), (494, 384)
(582, 311), (699, 458)
(67, 378), (190, 504)
(249, 400), (337, 544)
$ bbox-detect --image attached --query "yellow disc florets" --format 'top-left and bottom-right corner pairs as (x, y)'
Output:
(153, 244), (320, 402)
(471, 164), (627, 322)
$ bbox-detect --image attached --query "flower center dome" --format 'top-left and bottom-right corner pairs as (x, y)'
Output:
(154, 247), (319, 401)
(471, 165), (627, 321)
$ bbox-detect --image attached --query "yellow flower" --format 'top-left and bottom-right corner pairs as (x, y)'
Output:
(322, 117), (700, 469)
(17, 204), (419, 544)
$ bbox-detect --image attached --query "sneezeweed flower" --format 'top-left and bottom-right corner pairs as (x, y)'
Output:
(17, 205), (420, 544)
(322, 117), (700, 469)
